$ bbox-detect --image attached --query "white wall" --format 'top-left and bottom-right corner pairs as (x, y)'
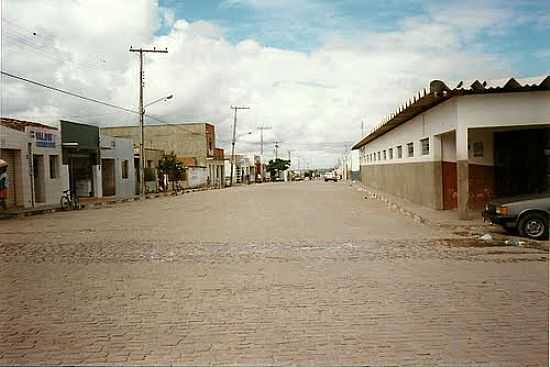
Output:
(100, 135), (135, 198)
(28, 126), (69, 207)
(360, 98), (458, 165)
(0, 125), (68, 208)
(458, 91), (550, 129)
(186, 166), (208, 188)
(441, 131), (456, 162)
(359, 91), (550, 167)
(468, 128), (494, 166)
(0, 126), (32, 208)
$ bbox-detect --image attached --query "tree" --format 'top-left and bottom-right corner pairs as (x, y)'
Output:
(159, 152), (185, 190)
(266, 158), (290, 180)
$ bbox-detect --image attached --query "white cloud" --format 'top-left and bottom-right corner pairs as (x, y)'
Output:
(0, 0), (535, 167)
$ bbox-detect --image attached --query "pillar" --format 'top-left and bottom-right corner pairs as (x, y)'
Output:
(456, 127), (469, 219)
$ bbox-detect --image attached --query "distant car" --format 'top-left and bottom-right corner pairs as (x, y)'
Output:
(482, 193), (550, 240)
(324, 173), (337, 182)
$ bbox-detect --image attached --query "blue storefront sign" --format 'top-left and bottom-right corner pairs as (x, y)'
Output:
(31, 130), (56, 148)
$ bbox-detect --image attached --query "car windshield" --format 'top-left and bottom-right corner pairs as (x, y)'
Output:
(1, 1), (549, 366)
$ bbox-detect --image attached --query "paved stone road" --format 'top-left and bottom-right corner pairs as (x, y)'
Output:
(0, 181), (548, 365)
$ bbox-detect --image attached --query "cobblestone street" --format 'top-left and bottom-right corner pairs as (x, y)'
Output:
(0, 181), (548, 365)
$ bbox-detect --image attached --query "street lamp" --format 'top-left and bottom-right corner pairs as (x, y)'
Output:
(237, 131), (253, 139)
(144, 94), (174, 108)
(139, 94), (174, 197)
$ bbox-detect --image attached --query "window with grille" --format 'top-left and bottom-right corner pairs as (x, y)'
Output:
(420, 138), (429, 155)
(407, 142), (414, 157)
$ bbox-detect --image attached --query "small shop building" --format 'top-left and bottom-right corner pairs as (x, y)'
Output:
(99, 135), (135, 198)
(0, 118), (68, 209)
(352, 76), (550, 219)
(61, 120), (101, 199)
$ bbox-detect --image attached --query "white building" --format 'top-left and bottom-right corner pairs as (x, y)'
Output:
(352, 76), (550, 219)
(99, 135), (135, 199)
(0, 118), (68, 209)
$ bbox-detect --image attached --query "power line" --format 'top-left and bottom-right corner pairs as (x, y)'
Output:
(1, 70), (139, 115)
(1, 70), (211, 142)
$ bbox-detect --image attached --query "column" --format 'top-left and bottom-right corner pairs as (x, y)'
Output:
(456, 127), (469, 219)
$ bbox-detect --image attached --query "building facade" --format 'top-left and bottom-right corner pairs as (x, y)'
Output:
(353, 76), (550, 219)
(101, 122), (218, 166)
(0, 118), (68, 209)
(102, 122), (225, 190)
(99, 135), (135, 198)
(207, 147), (225, 188)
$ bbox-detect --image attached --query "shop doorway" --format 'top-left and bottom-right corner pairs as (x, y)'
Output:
(101, 159), (116, 197)
(33, 154), (46, 203)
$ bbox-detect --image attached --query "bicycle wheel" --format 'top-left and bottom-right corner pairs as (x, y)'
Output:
(60, 196), (70, 210)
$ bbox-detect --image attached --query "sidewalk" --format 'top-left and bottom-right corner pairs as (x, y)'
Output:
(0, 186), (224, 219)
(352, 182), (489, 230)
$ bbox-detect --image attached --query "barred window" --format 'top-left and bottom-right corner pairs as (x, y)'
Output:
(407, 142), (414, 157)
(420, 138), (429, 155)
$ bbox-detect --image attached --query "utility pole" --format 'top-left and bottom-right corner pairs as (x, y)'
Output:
(257, 125), (272, 156)
(230, 105), (250, 187)
(361, 120), (365, 136)
(274, 141), (279, 160)
(129, 46), (168, 197)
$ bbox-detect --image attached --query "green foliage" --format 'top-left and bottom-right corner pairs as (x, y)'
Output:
(159, 152), (185, 180)
(266, 158), (291, 179)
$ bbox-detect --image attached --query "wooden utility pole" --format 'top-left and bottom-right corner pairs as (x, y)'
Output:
(129, 46), (168, 197)
(230, 105), (250, 187)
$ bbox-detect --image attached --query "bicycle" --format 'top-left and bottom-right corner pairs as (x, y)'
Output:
(60, 189), (80, 210)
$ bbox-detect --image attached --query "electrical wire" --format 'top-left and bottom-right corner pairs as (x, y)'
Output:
(1, 71), (207, 138)
(1, 70), (139, 115)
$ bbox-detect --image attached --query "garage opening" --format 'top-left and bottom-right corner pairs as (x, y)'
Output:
(494, 127), (550, 197)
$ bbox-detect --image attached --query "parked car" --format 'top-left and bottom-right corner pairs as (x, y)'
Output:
(482, 193), (550, 240)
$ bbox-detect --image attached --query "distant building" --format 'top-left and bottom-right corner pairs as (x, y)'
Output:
(101, 122), (224, 188)
(352, 76), (550, 219)
(0, 118), (68, 209)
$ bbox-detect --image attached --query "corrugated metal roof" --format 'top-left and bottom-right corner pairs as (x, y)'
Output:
(352, 75), (550, 150)
(0, 117), (57, 132)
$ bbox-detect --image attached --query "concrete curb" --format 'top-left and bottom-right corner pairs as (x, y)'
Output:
(355, 183), (433, 225)
(359, 189), (428, 224)
(0, 185), (226, 219)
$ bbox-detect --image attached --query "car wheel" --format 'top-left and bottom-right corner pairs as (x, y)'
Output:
(518, 213), (548, 240)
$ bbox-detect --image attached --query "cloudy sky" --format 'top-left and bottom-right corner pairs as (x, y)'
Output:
(1, 0), (549, 168)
